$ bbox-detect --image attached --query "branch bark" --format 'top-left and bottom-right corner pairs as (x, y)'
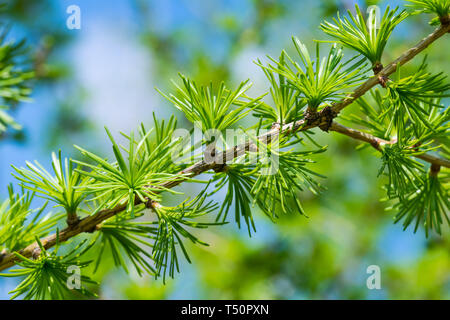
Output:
(1, 23), (449, 272)
(329, 121), (450, 168)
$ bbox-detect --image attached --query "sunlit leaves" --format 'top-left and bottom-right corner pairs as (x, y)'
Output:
(389, 171), (449, 236)
(152, 188), (221, 281)
(210, 131), (326, 234)
(0, 64), (33, 102)
(345, 88), (449, 234)
(320, 5), (408, 67)
(0, 105), (21, 132)
(131, 113), (182, 174)
(254, 52), (306, 125)
(85, 210), (156, 276)
(343, 60), (449, 146)
(0, 239), (97, 300)
(378, 143), (425, 200)
(408, 99), (450, 146)
(1, 0), (450, 301)
(0, 186), (63, 252)
(261, 39), (366, 110)
(159, 74), (264, 136)
(213, 163), (264, 235)
(0, 29), (34, 134)
(249, 135), (327, 218)
(74, 127), (183, 216)
(406, 0), (450, 22)
(86, 188), (221, 280)
(342, 89), (393, 141)
(12, 151), (89, 216)
(212, 164), (258, 236)
(384, 62), (449, 140)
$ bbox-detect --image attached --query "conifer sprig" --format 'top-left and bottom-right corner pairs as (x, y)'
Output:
(384, 61), (449, 140)
(0, 186), (63, 253)
(83, 208), (156, 276)
(1, 3), (450, 300)
(12, 151), (89, 224)
(406, 0), (450, 23)
(320, 5), (408, 70)
(74, 127), (185, 217)
(158, 74), (264, 135)
(247, 133), (326, 218)
(151, 187), (221, 281)
(260, 39), (367, 111)
(212, 163), (259, 235)
(0, 27), (34, 134)
(378, 143), (426, 199)
(390, 170), (450, 236)
(254, 52), (306, 125)
(0, 238), (97, 299)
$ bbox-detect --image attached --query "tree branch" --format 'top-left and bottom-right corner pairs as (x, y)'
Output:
(329, 121), (450, 168)
(1, 23), (449, 272)
(332, 23), (450, 114)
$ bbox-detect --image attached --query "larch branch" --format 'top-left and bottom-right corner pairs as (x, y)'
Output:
(329, 121), (450, 168)
(1, 23), (449, 272)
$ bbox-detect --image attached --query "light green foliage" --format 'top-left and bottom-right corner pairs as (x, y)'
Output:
(0, 238), (97, 299)
(254, 52), (306, 124)
(343, 89), (393, 140)
(0, 26), (33, 133)
(406, 0), (450, 22)
(12, 151), (89, 216)
(212, 163), (259, 235)
(74, 121), (184, 217)
(247, 133), (326, 218)
(407, 99), (449, 147)
(151, 187), (221, 281)
(0, 1), (449, 300)
(0, 186), (62, 252)
(390, 171), (450, 236)
(345, 87), (449, 149)
(158, 74), (264, 135)
(84, 209), (156, 276)
(0, 105), (20, 132)
(320, 5), (408, 67)
(385, 60), (450, 140)
(210, 132), (326, 236)
(378, 143), (426, 199)
(260, 38), (366, 111)
(344, 62), (449, 231)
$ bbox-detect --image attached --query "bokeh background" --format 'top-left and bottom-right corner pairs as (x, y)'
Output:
(0, 0), (449, 299)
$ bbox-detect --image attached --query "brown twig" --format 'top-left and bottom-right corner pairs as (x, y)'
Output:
(332, 23), (450, 114)
(329, 121), (450, 168)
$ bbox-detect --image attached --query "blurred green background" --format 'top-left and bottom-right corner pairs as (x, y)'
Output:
(0, 0), (449, 299)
